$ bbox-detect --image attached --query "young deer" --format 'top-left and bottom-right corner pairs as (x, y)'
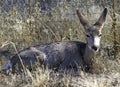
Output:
(1, 8), (107, 74)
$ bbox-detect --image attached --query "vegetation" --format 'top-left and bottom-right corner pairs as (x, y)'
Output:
(0, 0), (120, 87)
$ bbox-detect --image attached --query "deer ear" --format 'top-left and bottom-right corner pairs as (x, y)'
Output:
(76, 9), (90, 30)
(94, 8), (107, 29)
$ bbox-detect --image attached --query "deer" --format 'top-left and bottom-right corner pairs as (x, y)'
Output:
(1, 8), (107, 74)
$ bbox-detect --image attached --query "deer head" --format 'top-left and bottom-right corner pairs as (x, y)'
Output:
(77, 8), (107, 52)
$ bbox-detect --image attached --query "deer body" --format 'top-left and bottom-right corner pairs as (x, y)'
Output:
(2, 8), (107, 74)
(3, 41), (85, 73)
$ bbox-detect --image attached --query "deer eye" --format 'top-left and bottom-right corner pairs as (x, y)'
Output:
(86, 34), (90, 37)
(99, 34), (102, 37)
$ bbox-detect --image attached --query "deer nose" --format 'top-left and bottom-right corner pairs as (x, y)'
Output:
(92, 46), (98, 51)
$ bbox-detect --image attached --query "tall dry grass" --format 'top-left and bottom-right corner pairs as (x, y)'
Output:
(0, 0), (120, 87)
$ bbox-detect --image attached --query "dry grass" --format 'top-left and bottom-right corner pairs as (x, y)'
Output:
(0, 66), (120, 87)
(0, 1), (120, 87)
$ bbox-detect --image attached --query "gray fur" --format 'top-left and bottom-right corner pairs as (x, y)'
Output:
(6, 41), (85, 73)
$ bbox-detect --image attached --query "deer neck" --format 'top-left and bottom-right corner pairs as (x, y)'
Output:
(83, 44), (96, 66)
